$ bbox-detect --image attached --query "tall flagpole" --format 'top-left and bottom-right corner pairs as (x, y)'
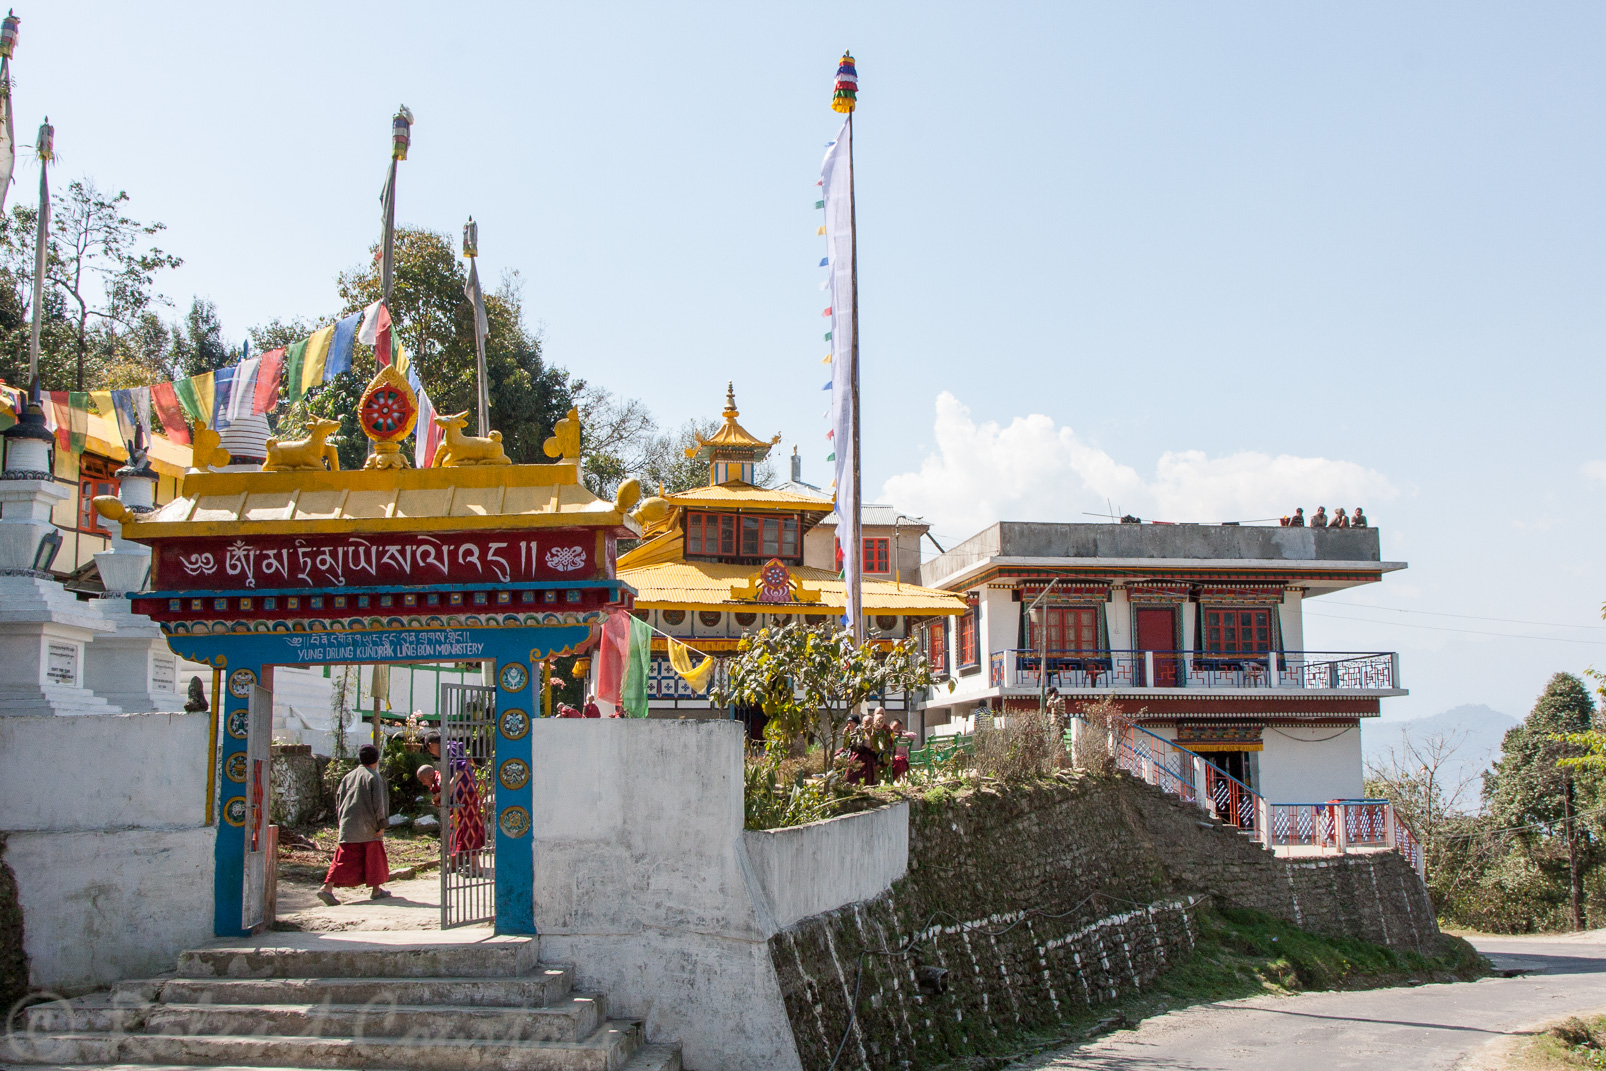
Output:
(847, 108), (862, 643)
(830, 53), (863, 642)
(26, 117), (49, 403)
(463, 216), (490, 437)
(379, 105), (412, 367)
(0, 11), (21, 215)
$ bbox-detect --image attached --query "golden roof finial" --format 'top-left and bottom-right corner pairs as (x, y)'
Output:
(724, 381), (738, 418)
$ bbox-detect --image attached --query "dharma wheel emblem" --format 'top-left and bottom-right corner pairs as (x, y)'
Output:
(356, 365), (419, 470)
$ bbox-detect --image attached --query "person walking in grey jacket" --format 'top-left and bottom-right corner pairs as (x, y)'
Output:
(317, 743), (391, 904)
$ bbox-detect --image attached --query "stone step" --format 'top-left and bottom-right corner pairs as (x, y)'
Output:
(6, 1018), (644, 1071)
(0, 1054), (679, 1071)
(114, 966), (575, 1009)
(26, 995), (606, 1044)
(621, 1045), (682, 1071)
(176, 934), (538, 979)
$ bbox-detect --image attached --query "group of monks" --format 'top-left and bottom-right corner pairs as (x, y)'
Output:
(1280, 506), (1366, 529)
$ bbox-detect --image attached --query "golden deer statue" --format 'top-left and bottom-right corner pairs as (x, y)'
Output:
(432, 411), (510, 466)
(264, 417), (342, 472)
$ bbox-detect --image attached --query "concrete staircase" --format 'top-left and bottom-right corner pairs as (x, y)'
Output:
(6, 933), (679, 1071)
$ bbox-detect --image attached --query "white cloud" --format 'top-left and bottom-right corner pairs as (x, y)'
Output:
(882, 392), (1397, 541)
(1583, 460), (1606, 483)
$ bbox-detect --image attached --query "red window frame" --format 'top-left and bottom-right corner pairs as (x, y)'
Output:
(78, 456), (119, 535)
(1028, 606), (1101, 653)
(863, 537), (890, 574)
(1202, 607), (1274, 655)
(924, 620), (948, 674)
(687, 511), (800, 561)
(957, 604), (979, 669)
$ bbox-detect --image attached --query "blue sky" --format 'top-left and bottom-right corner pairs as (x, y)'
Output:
(24, 3), (1606, 723)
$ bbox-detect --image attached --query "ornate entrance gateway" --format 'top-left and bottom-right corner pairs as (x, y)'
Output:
(98, 382), (651, 937)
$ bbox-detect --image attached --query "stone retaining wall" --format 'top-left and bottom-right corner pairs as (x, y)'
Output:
(769, 773), (1442, 1071)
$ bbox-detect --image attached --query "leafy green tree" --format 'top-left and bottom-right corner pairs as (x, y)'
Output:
(301, 229), (571, 470)
(1485, 672), (1600, 929)
(45, 180), (182, 389)
(170, 298), (232, 378)
(713, 623), (947, 772)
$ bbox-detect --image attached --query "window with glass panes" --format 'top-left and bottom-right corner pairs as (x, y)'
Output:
(924, 620), (947, 673)
(957, 606), (979, 667)
(738, 515), (799, 559)
(685, 512), (736, 556)
(1201, 607), (1274, 654)
(1028, 606), (1100, 652)
(863, 537), (890, 573)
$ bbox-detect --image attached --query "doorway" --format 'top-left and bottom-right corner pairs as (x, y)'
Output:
(439, 683), (497, 928)
(1134, 606), (1179, 686)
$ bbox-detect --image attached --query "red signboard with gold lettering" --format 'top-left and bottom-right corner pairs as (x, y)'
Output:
(153, 530), (602, 590)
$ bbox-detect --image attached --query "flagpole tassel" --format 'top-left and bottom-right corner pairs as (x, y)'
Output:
(391, 105), (414, 160)
(0, 12), (19, 60)
(35, 117), (51, 162)
(462, 216), (478, 259)
(831, 51), (858, 113)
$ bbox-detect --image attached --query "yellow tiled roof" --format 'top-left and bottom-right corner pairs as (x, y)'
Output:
(663, 482), (833, 510)
(117, 464), (640, 538)
(619, 559), (966, 615)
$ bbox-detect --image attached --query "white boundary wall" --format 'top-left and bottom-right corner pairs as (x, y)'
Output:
(527, 719), (911, 1071)
(0, 713), (215, 992)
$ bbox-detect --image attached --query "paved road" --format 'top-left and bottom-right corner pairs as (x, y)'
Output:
(1018, 930), (1606, 1070)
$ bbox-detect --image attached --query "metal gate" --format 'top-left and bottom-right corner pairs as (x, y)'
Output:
(439, 683), (496, 928)
(240, 685), (273, 932)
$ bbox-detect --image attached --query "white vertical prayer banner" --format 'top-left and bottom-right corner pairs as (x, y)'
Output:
(821, 116), (859, 632)
(226, 357), (261, 426)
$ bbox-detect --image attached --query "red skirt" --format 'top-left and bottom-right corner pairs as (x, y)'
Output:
(323, 840), (390, 888)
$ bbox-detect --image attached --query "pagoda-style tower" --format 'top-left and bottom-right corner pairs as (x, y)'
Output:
(685, 383), (782, 486)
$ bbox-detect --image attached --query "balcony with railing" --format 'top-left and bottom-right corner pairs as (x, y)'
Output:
(987, 648), (1401, 693)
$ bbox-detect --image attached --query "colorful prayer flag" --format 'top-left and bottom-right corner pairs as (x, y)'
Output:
(42, 391), (67, 452)
(225, 358), (260, 426)
(67, 391), (89, 455)
(151, 381), (189, 445)
(620, 616), (653, 717)
(325, 312), (361, 380)
(667, 640), (715, 694)
(173, 374), (204, 423)
(111, 389), (140, 451)
(302, 326), (335, 394)
(253, 348), (285, 414)
(211, 366), (237, 430)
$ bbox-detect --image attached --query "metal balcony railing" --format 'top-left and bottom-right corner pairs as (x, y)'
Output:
(989, 649), (1399, 691)
(1078, 713), (1424, 877)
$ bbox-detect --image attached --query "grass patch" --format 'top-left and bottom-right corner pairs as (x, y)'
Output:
(1515, 1015), (1606, 1069)
(923, 905), (1488, 1071)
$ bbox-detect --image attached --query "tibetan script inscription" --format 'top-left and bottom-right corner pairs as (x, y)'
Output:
(155, 530), (599, 590)
(283, 630), (487, 664)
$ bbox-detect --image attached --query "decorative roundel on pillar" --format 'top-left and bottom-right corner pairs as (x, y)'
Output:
(228, 668), (257, 698)
(498, 805), (531, 839)
(225, 709), (251, 739)
(498, 662), (529, 693)
(225, 753), (248, 782)
(498, 708), (530, 741)
(223, 796), (247, 826)
(498, 758), (531, 791)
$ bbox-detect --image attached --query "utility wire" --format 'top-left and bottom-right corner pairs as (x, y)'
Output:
(1324, 601), (1606, 632)
(1302, 609), (1606, 646)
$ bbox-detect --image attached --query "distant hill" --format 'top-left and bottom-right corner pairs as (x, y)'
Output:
(1362, 704), (1519, 811)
